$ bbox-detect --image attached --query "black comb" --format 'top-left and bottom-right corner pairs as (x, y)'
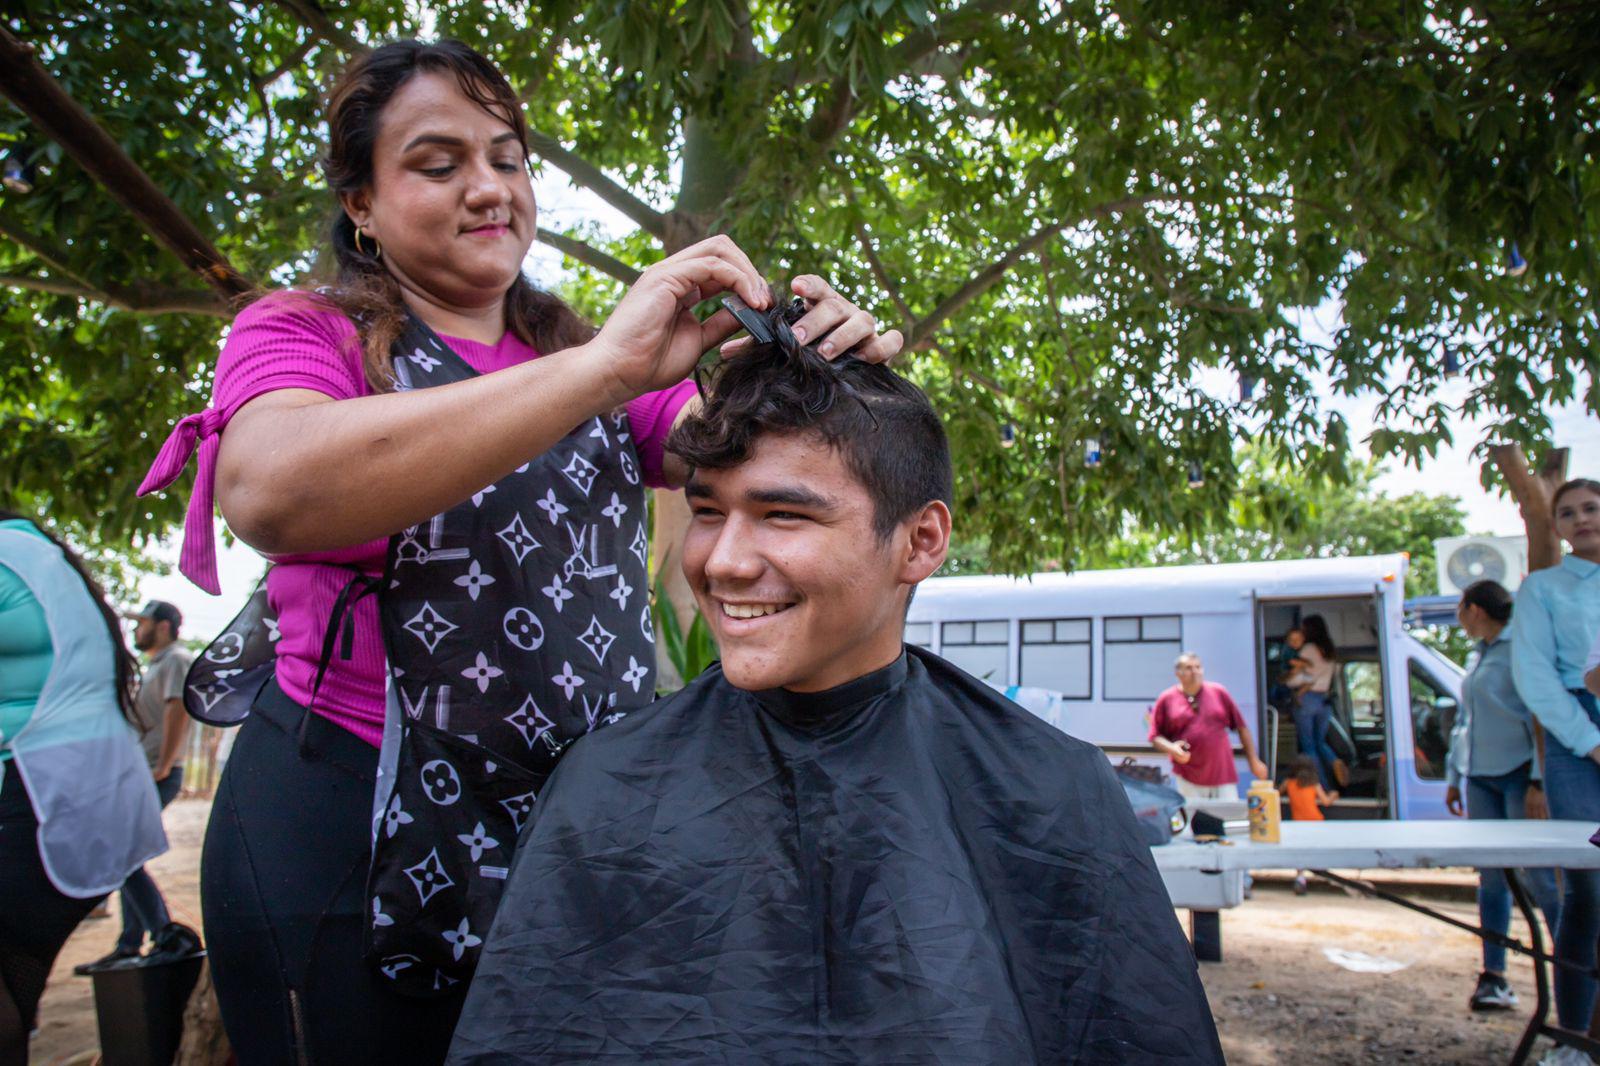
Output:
(721, 294), (775, 345)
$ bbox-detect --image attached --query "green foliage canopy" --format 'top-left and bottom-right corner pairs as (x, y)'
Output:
(1, 0), (1593, 574)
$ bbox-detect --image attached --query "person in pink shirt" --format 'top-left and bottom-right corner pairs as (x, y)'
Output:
(138, 39), (900, 1065)
(1147, 652), (1270, 801)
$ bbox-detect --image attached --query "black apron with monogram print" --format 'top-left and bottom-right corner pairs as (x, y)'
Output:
(363, 317), (657, 997)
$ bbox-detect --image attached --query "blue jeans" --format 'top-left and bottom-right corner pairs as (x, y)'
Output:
(1293, 692), (1339, 791)
(1466, 764), (1562, 973)
(116, 767), (182, 953)
(1543, 694), (1600, 1031)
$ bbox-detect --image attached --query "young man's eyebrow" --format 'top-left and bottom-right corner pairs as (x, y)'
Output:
(745, 485), (834, 509)
(683, 479), (835, 509)
(402, 131), (520, 152)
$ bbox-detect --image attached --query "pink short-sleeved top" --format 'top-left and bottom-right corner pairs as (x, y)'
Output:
(139, 293), (695, 747)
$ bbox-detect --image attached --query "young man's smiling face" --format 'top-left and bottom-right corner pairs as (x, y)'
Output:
(682, 431), (949, 693)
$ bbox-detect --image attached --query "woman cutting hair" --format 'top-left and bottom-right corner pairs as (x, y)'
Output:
(139, 37), (900, 1065)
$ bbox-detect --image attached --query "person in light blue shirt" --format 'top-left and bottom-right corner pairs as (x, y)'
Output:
(1509, 477), (1600, 1048)
(1445, 579), (1561, 1013)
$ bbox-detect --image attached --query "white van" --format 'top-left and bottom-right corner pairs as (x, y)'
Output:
(908, 554), (1461, 820)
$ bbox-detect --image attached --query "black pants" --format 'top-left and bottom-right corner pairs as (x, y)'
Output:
(116, 766), (183, 952)
(202, 680), (465, 1065)
(0, 766), (103, 1064)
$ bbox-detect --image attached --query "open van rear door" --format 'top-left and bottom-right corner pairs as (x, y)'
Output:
(1251, 591), (1280, 781)
(1370, 581), (1398, 817)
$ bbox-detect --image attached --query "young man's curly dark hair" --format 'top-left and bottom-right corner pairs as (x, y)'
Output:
(666, 296), (952, 541)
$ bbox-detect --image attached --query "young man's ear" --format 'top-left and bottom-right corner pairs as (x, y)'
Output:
(898, 500), (951, 586)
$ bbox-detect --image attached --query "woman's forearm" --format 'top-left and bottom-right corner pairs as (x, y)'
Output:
(217, 339), (631, 554)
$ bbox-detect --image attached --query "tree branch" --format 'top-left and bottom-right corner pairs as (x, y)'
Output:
(0, 274), (227, 316)
(0, 28), (253, 299)
(265, 0), (365, 55)
(805, 0), (1018, 147)
(909, 194), (1159, 347)
(536, 228), (641, 285)
(0, 208), (95, 289)
(0, 210), (228, 314)
(253, 32), (317, 89)
(1488, 442), (1569, 572)
(727, 0), (761, 65)
(526, 128), (667, 240)
(851, 220), (914, 330)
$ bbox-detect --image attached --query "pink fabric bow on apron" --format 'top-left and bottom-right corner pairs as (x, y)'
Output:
(137, 408), (226, 595)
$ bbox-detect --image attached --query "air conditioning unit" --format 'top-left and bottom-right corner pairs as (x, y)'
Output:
(1435, 535), (1529, 596)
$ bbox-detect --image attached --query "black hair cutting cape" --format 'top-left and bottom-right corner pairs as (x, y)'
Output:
(448, 647), (1222, 1064)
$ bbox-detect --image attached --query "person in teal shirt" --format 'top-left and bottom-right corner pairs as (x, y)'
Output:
(0, 518), (52, 759)
(0, 511), (152, 1063)
(1509, 477), (1600, 1054)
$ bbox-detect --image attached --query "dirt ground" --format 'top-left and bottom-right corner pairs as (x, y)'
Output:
(29, 799), (208, 1066)
(29, 800), (1557, 1065)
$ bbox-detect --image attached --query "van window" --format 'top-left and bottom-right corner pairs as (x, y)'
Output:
(1103, 615), (1182, 701)
(906, 622), (933, 648)
(942, 620), (1009, 683)
(1408, 662), (1455, 780)
(1019, 617), (1092, 698)
(1343, 662), (1383, 726)
(1333, 659), (1390, 803)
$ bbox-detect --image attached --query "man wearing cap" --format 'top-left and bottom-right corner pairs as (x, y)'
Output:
(77, 601), (194, 972)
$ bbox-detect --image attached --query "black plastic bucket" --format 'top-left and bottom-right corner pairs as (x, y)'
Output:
(90, 950), (205, 1066)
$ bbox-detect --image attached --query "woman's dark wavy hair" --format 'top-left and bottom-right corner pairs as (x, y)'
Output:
(667, 296), (952, 540)
(287, 39), (592, 391)
(1460, 579), (1514, 624)
(0, 511), (139, 725)
(1299, 613), (1337, 661)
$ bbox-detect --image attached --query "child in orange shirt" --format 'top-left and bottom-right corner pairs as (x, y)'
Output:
(1282, 755), (1338, 894)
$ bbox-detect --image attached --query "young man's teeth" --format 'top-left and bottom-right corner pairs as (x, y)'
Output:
(723, 603), (787, 619)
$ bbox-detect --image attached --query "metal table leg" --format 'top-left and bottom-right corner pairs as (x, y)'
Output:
(1190, 910), (1222, 962)
(1508, 868), (1551, 1066)
(1307, 868), (1600, 1065)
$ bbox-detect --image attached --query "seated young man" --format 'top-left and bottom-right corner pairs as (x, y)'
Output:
(449, 303), (1222, 1064)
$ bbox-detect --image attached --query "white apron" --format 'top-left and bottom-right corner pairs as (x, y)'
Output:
(0, 529), (167, 898)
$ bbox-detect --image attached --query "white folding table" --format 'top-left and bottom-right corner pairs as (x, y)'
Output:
(1153, 820), (1600, 1065)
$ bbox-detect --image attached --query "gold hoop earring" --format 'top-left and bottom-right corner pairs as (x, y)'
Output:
(355, 228), (381, 258)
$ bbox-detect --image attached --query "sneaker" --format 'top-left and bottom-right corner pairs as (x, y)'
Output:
(73, 946), (140, 976)
(1537, 1044), (1596, 1065)
(1293, 875), (1308, 896)
(146, 921), (203, 962)
(1471, 971), (1518, 1011)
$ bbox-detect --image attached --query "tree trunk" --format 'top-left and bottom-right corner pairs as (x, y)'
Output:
(1487, 443), (1570, 573)
(648, 176), (728, 684)
(174, 960), (231, 1066)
